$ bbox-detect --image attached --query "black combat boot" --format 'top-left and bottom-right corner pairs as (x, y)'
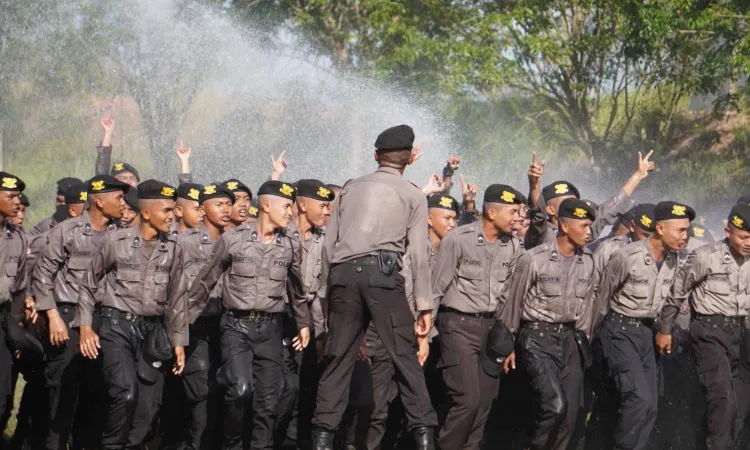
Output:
(413, 426), (435, 450)
(311, 429), (335, 450)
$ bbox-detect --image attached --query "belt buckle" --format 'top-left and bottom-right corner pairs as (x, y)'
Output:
(555, 323), (563, 332)
(124, 312), (135, 321)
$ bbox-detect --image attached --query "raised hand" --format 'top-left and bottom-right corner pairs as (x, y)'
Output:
(422, 174), (445, 195)
(100, 111), (115, 147)
(528, 151), (545, 185)
(460, 174), (478, 205)
(271, 150), (288, 180)
(410, 139), (425, 164)
(176, 140), (192, 161)
(447, 155), (461, 171)
(637, 150), (656, 179)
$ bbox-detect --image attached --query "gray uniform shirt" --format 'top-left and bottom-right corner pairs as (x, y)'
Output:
(660, 240), (750, 334)
(178, 225), (224, 323)
(501, 242), (598, 335)
(287, 220), (327, 336)
(323, 166), (431, 311)
(0, 222), (28, 318)
(432, 222), (522, 314)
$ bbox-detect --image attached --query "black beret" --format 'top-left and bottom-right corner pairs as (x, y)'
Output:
(257, 181), (296, 201)
(374, 125), (415, 151)
(248, 197), (259, 218)
(483, 184), (526, 205)
(222, 179), (252, 198)
(56, 177), (83, 195)
(137, 180), (177, 201)
(737, 195), (750, 205)
(296, 179), (336, 202)
(558, 198), (596, 221)
(427, 194), (459, 213)
(631, 203), (656, 231)
(542, 181), (580, 201)
(19, 194), (30, 207)
(64, 183), (88, 205)
(124, 189), (139, 212)
(481, 319), (515, 377)
(87, 175), (130, 195)
(52, 205), (71, 224)
(326, 183), (342, 192)
(654, 201), (695, 222)
(177, 183), (203, 202)
(0, 172), (25, 192)
(199, 183), (236, 205)
(728, 203), (750, 232)
(110, 161), (140, 181)
(582, 199), (598, 211)
(689, 225), (713, 241)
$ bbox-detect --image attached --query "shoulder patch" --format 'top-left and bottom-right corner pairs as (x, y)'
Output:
(456, 223), (475, 235)
(528, 242), (551, 257)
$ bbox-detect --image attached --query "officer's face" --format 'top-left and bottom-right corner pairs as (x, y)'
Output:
(726, 226), (750, 256)
(142, 199), (175, 233)
(231, 192), (250, 223)
(656, 219), (690, 251)
(176, 199), (203, 229)
(115, 172), (139, 188)
(55, 194), (65, 207)
(487, 203), (521, 234)
(202, 198), (232, 228)
(8, 205), (25, 226)
(98, 191), (125, 219)
(119, 205), (139, 228)
(428, 208), (457, 238)
(300, 198), (331, 228)
(266, 196), (293, 228)
(560, 218), (592, 247)
(0, 191), (21, 218)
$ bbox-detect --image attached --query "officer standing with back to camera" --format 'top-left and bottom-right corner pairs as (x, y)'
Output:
(76, 180), (187, 450)
(500, 198), (598, 450)
(430, 183), (525, 450)
(595, 200), (694, 450)
(187, 180), (310, 450)
(656, 203), (750, 450)
(311, 125), (438, 450)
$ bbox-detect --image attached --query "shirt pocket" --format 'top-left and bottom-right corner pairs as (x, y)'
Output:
(229, 263), (257, 292)
(457, 264), (483, 296)
(705, 274), (731, 296)
(268, 265), (288, 298)
(115, 270), (142, 299)
(0, 263), (17, 294)
(537, 281), (563, 315)
(67, 257), (89, 284)
(153, 272), (170, 305)
(619, 277), (650, 310)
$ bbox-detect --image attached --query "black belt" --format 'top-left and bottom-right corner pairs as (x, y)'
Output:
(342, 255), (379, 266)
(101, 307), (162, 323)
(226, 309), (279, 320)
(439, 306), (494, 319)
(521, 321), (575, 333)
(606, 312), (655, 328)
(695, 314), (744, 328)
(0, 302), (10, 313)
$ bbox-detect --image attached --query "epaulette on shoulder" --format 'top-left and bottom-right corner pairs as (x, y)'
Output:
(456, 223), (475, 235)
(113, 228), (133, 240)
(528, 242), (552, 257)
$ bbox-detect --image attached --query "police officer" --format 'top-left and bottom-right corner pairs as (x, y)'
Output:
(656, 203), (750, 450)
(76, 180), (187, 449)
(431, 184), (524, 450)
(222, 178), (252, 229)
(109, 161), (141, 189)
(120, 189), (141, 228)
(311, 125), (437, 450)
(31, 175), (128, 450)
(524, 151), (654, 250)
(593, 203), (656, 277)
(0, 172), (29, 428)
(501, 199), (597, 450)
(9, 193), (29, 230)
(188, 180), (310, 450)
(174, 183), (235, 450)
(30, 177), (83, 235)
(247, 197), (259, 224)
(595, 200), (694, 450)
(357, 193), (458, 450)
(175, 182), (204, 234)
(275, 179), (335, 449)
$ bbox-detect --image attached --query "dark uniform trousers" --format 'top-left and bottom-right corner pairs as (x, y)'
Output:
(218, 311), (283, 450)
(99, 311), (168, 449)
(43, 304), (85, 450)
(437, 311), (498, 450)
(690, 318), (750, 450)
(181, 316), (222, 450)
(599, 316), (658, 450)
(312, 262), (437, 434)
(518, 324), (582, 450)
(74, 305), (108, 450)
(10, 347), (48, 450)
(0, 305), (16, 434)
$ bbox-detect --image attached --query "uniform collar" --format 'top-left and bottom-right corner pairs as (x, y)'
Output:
(640, 238), (674, 266)
(247, 222), (285, 247)
(128, 226), (169, 252)
(199, 223), (213, 245)
(3, 221), (12, 239)
(82, 210), (117, 236)
(550, 241), (585, 263)
(376, 166), (402, 176)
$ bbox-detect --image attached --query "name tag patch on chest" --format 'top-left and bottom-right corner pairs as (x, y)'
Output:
(462, 258), (481, 266)
(538, 276), (561, 283)
(707, 273), (729, 282)
(233, 256), (254, 263)
(273, 260), (290, 268)
(71, 250), (92, 257)
(118, 263), (141, 271)
(6, 255), (19, 263)
(155, 265), (170, 273)
(628, 277), (649, 285)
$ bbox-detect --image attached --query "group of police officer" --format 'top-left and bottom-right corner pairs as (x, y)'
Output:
(0, 116), (748, 450)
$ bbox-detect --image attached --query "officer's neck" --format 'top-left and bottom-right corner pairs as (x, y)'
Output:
(178, 219), (190, 234)
(296, 214), (314, 240)
(647, 236), (667, 261)
(88, 206), (110, 232)
(256, 214), (279, 244)
(203, 218), (223, 240)
(481, 218), (501, 242)
(428, 227), (442, 251)
(377, 162), (406, 174)
(556, 235), (576, 257)
(139, 221), (159, 241)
